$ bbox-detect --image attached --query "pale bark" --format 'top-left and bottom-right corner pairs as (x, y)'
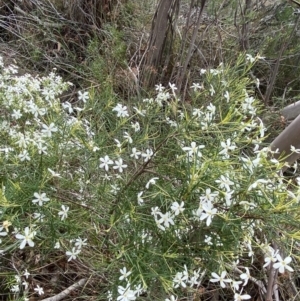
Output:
(41, 278), (87, 301)
(141, 0), (177, 88)
(271, 114), (300, 171)
(281, 100), (300, 121)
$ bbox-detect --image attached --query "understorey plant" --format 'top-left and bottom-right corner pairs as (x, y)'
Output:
(0, 53), (299, 301)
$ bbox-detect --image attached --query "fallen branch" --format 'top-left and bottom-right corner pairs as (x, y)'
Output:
(41, 278), (87, 301)
(281, 100), (300, 121)
(270, 113), (300, 172)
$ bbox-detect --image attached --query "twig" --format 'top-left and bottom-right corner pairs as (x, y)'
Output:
(13, 5), (63, 28)
(265, 263), (278, 301)
(41, 278), (87, 301)
(240, 0), (252, 51)
(176, 0), (207, 92)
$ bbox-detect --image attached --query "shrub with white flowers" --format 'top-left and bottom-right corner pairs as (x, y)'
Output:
(0, 54), (299, 300)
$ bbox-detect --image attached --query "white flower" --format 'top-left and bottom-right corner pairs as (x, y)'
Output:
(36, 142), (48, 155)
(171, 201), (185, 215)
(42, 88), (55, 101)
(23, 269), (30, 279)
(145, 177), (159, 189)
(151, 206), (160, 216)
(241, 156), (260, 174)
(117, 284), (137, 301)
(32, 192), (50, 206)
(287, 189), (300, 203)
(107, 290), (113, 301)
(223, 190), (234, 206)
(119, 267), (132, 281)
(62, 101), (74, 113)
(204, 235), (213, 245)
(200, 188), (219, 203)
(291, 145), (300, 153)
(215, 175), (234, 192)
(123, 132), (133, 144)
(190, 83), (203, 91)
(137, 191), (144, 205)
(234, 292), (251, 301)
(240, 267), (250, 286)
(240, 201), (256, 211)
(157, 211), (175, 229)
(273, 254), (293, 273)
(210, 271), (231, 288)
(18, 150), (30, 162)
(219, 139), (236, 158)
(113, 158), (127, 173)
(224, 91), (230, 102)
(58, 205), (69, 220)
(112, 139), (121, 149)
(173, 272), (187, 288)
(141, 148), (153, 162)
(189, 268), (202, 287)
(263, 247), (278, 268)
(99, 155), (113, 171)
(207, 103), (216, 115)
(130, 148), (141, 159)
(155, 84), (165, 92)
(15, 227), (35, 249)
(33, 212), (45, 222)
(66, 247), (81, 261)
(0, 226), (8, 237)
(41, 122), (58, 137)
(47, 168), (61, 178)
(169, 82), (177, 93)
(133, 107), (146, 116)
(192, 108), (203, 118)
(246, 54), (255, 63)
(12, 109), (22, 120)
(54, 241), (60, 249)
(209, 84), (215, 96)
(165, 295), (177, 301)
(75, 237), (87, 249)
(11, 285), (20, 293)
(113, 103), (129, 118)
(134, 284), (144, 296)
(231, 280), (243, 291)
(200, 201), (217, 226)
(34, 285), (44, 295)
(182, 142), (205, 157)
(131, 121), (140, 132)
(110, 184), (120, 194)
(78, 90), (89, 103)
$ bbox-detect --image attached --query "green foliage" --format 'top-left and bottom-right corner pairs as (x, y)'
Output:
(0, 53), (299, 300)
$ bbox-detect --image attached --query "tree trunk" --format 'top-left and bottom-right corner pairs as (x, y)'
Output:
(141, 0), (179, 89)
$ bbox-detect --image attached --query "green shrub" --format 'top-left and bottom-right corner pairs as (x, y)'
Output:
(0, 53), (299, 300)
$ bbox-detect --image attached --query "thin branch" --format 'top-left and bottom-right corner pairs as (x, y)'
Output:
(13, 5), (63, 28)
(41, 278), (87, 301)
(265, 264), (278, 301)
(175, 0), (207, 92)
